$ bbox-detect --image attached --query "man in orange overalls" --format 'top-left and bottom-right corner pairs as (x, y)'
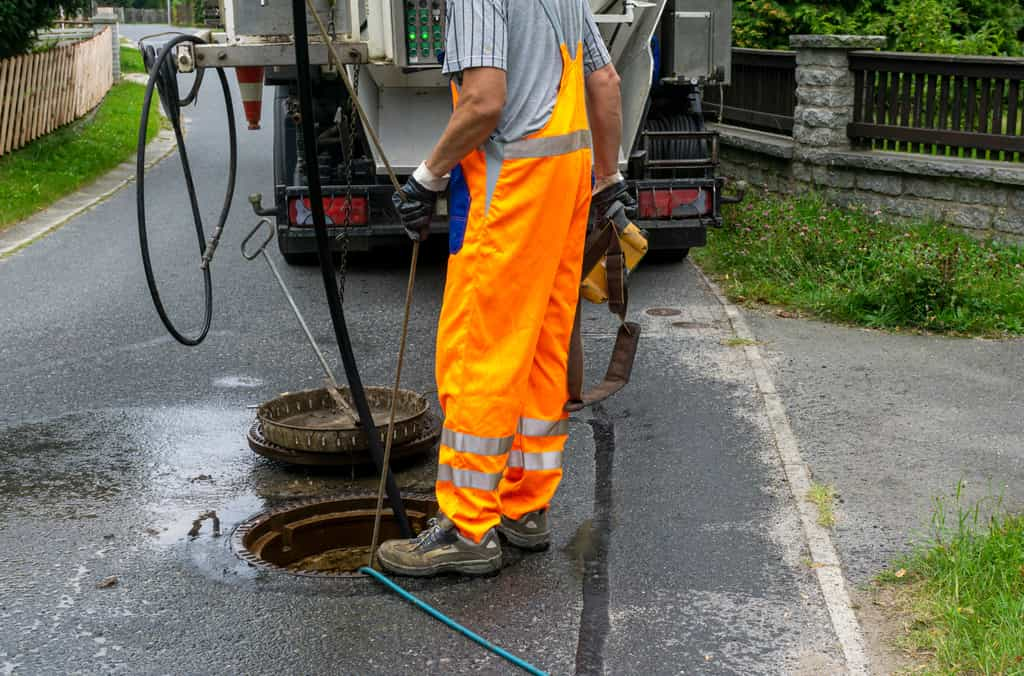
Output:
(379, 0), (629, 576)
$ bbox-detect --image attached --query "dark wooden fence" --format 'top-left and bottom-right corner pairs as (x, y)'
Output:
(704, 48), (797, 135)
(849, 51), (1024, 162)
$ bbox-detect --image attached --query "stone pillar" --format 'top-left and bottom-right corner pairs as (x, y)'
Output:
(790, 35), (886, 157)
(92, 10), (121, 82)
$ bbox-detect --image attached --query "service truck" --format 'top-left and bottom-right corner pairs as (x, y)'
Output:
(190, 0), (738, 263)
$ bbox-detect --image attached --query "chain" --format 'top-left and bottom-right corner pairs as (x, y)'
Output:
(334, 62), (360, 302)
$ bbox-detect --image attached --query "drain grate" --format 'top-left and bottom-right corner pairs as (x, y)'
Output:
(232, 492), (438, 578)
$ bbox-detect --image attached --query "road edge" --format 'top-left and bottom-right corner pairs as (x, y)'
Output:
(0, 77), (177, 260)
(692, 262), (871, 675)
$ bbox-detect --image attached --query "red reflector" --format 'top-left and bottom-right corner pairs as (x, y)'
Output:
(289, 196), (368, 226)
(637, 188), (709, 218)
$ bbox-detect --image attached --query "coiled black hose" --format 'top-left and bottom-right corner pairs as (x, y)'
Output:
(136, 34), (237, 346)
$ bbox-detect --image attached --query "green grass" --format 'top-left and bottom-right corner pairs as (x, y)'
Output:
(0, 82), (160, 229)
(695, 190), (1024, 337)
(807, 482), (837, 528)
(120, 46), (147, 75)
(878, 485), (1024, 673)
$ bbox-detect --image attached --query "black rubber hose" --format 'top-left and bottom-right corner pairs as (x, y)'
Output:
(136, 34), (237, 346)
(290, 0), (412, 538)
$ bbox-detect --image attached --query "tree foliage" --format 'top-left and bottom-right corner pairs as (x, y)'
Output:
(733, 0), (1024, 55)
(0, 0), (92, 59)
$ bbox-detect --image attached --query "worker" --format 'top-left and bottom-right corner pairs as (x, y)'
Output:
(378, 0), (629, 576)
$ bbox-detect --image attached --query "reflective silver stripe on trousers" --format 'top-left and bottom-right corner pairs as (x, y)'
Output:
(507, 450), (564, 471)
(502, 129), (592, 159)
(436, 464), (503, 491)
(440, 428), (514, 456)
(517, 416), (570, 437)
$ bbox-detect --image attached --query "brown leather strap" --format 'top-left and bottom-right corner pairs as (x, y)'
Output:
(565, 320), (640, 412)
(565, 214), (641, 412)
(581, 221), (614, 279)
(605, 231), (627, 322)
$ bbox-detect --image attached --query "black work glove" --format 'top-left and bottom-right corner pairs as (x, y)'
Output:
(392, 176), (439, 242)
(590, 179), (638, 225)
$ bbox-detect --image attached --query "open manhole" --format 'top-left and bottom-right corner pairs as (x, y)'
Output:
(232, 493), (438, 578)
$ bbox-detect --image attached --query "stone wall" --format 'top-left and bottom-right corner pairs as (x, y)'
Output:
(714, 35), (1024, 240)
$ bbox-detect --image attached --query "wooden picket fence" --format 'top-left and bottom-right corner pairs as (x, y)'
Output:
(0, 27), (113, 157)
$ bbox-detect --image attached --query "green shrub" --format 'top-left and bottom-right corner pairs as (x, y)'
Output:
(0, 1), (92, 59)
(733, 0), (1024, 56)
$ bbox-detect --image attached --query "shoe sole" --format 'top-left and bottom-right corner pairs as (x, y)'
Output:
(497, 528), (551, 552)
(376, 555), (502, 578)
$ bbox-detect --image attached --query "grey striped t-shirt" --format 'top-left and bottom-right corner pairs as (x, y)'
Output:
(442, 0), (612, 142)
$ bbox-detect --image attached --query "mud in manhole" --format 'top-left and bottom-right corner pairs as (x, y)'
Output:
(232, 493), (438, 578)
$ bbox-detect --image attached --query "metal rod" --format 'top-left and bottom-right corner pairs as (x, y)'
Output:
(368, 239), (419, 567)
(261, 248), (340, 387)
(241, 218), (358, 420)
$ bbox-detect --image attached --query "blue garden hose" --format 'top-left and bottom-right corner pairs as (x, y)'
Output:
(360, 567), (548, 676)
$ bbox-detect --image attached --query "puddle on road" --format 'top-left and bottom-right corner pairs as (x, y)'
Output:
(0, 407), (553, 591)
(0, 406), (441, 583)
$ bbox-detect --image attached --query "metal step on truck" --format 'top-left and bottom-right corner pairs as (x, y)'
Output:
(198, 0), (740, 264)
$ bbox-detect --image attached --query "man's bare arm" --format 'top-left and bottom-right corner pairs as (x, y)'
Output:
(424, 67), (507, 177)
(585, 63), (623, 193)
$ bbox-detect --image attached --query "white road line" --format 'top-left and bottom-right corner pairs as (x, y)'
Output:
(694, 262), (870, 675)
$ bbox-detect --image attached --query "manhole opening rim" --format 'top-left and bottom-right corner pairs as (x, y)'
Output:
(230, 491), (437, 579)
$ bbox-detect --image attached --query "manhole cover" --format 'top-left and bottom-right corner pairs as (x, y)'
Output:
(233, 493), (438, 578)
(645, 307), (682, 317)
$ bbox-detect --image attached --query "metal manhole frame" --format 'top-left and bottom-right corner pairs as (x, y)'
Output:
(230, 491), (438, 579)
(246, 412), (440, 467)
(256, 386), (430, 453)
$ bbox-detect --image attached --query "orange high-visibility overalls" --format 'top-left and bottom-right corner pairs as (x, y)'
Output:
(434, 10), (593, 543)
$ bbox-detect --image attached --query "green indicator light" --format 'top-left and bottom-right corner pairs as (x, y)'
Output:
(421, 31), (429, 39)
(408, 32), (416, 40)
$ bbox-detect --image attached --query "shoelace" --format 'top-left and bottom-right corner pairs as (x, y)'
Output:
(413, 517), (450, 550)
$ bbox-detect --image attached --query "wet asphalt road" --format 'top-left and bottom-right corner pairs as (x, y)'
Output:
(1, 64), (842, 674)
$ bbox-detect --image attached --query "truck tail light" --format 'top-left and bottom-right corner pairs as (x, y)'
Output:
(637, 188), (710, 219)
(288, 196), (368, 227)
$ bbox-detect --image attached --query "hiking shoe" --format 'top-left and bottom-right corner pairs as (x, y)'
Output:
(498, 509), (550, 551)
(375, 514), (502, 577)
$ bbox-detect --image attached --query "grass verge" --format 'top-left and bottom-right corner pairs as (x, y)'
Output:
(120, 46), (147, 75)
(0, 82), (160, 230)
(878, 485), (1024, 673)
(695, 190), (1024, 337)
(807, 482), (837, 528)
